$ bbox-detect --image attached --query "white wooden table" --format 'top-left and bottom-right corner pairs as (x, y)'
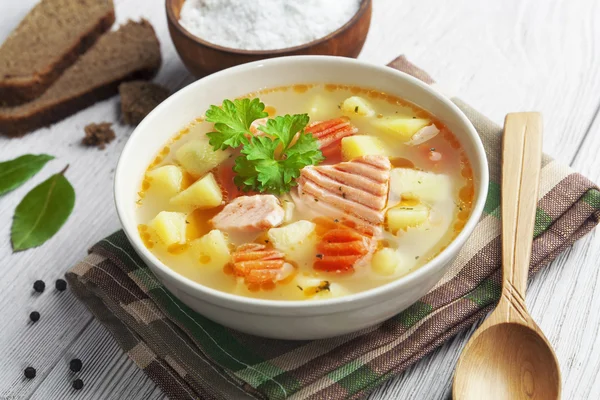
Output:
(1, 0), (599, 398)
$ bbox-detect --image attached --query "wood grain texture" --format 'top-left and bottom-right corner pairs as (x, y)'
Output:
(501, 113), (543, 298)
(453, 113), (561, 400)
(0, 0), (599, 399)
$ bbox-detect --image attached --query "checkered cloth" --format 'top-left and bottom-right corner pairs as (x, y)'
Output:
(67, 57), (600, 400)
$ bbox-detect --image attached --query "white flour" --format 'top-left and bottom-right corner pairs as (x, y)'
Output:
(179, 0), (362, 51)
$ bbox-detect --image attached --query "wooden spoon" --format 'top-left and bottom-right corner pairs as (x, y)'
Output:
(453, 113), (561, 400)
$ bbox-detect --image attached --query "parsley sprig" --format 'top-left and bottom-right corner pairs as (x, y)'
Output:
(206, 98), (268, 150)
(205, 99), (324, 194)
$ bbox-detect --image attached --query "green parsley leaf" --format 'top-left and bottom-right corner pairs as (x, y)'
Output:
(285, 132), (324, 165)
(244, 135), (278, 161)
(234, 115), (324, 194)
(205, 98), (268, 150)
(258, 114), (309, 150)
(233, 156), (260, 191)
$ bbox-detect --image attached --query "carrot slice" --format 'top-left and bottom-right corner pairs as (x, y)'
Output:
(314, 256), (363, 272)
(306, 117), (357, 149)
(230, 243), (292, 287)
(312, 218), (373, 273)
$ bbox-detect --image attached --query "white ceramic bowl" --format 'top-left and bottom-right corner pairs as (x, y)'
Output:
(115, 56), (488, 340)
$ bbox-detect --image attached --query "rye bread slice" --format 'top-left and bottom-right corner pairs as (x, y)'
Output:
(0, 0), (115, 106)
(0, 20), (162, 137)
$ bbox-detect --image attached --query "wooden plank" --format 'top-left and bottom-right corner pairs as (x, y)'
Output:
(359, 0), (600, 165)
(29, 319), (165, 400)
(0, 1), (191, 399)
(0, 0), (599, 399)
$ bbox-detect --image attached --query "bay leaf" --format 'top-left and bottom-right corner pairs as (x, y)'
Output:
(0, 154), (54, 195)
(11, 170), (75, 252)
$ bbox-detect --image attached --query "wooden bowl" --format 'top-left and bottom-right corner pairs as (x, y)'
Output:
(166, 0), (372, 77)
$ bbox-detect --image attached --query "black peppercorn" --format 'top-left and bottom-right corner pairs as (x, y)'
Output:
(69, 359), (82, 372)
(29, 311), (40, 322)
(33, 280), (45, 293)
(72, 379), (84, 390)
(55, 279), (67, 291)
(24, 367), (36, 379)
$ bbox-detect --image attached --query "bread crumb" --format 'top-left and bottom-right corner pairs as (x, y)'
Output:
(119, 81), (169, 125)
(82, 122), (115, 150)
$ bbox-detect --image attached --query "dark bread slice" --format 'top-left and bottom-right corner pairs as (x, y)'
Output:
(119, 81), (170, 125)
(0, 0), (115, 106)
(0, 20), (162, 137)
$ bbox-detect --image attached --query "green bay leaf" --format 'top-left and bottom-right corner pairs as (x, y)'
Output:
(11, 171), (75, 252)
(0, 154), (54, 195)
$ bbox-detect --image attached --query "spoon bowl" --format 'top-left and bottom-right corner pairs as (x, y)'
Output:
(454, 322), (560, 400)
(452, 113), (561, 399)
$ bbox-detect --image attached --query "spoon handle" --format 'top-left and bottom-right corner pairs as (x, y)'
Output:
(501, 113), (542, 313)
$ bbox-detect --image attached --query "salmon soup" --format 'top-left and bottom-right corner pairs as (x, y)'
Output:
(136, 84), (474, 300)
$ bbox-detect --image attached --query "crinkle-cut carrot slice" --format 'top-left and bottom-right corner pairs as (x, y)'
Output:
(245, 269), (281, 284)
(306, 117), (357, 149)
(233, 249), (284, 262)
(320, 143), (342, 163)
(312, 220), (373, 273)
(314, 255), (363, 272)
(234, 260), (285, 275)
(230, 243), (291, 287)
(321, 228), (364, 243)
(318, 241), (367, 256)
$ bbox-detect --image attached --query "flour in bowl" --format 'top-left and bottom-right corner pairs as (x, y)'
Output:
(179, 0), (362, 51)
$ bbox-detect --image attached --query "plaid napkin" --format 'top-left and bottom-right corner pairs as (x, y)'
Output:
(66, 56), (600, 400)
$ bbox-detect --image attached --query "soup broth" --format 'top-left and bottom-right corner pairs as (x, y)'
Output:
(136, 84), (474, 300)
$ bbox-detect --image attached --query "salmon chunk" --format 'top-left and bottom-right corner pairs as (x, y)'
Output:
(231, 243), (294, 285)
(298, 155), (391, 225)
(211, 195), (284, 232)
(306, 117), (358, 150)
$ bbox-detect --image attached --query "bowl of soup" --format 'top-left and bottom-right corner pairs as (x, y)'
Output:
(115, 56), (488, 340)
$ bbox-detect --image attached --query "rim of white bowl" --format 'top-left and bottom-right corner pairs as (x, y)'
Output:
(115, 55), (489, 311)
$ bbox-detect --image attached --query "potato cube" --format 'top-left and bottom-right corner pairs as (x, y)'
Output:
(175, 138), (231, 178)
(190, 229), (231, 268)
(373, 117), (431, 141)
(170, 172), (223, 211)
(282, 200), (295, 223)
(268, 220), (316, 264)
(341, 96), (376, 117)
(148, 211), (187, 246)
(308, 94), (340, 121)
(389, 168), (452, 203)
(371, 248), (402, 276)
(146, 165), (183, 197)
(341, 135), (387, 160)
(386, 204), (430, 234)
